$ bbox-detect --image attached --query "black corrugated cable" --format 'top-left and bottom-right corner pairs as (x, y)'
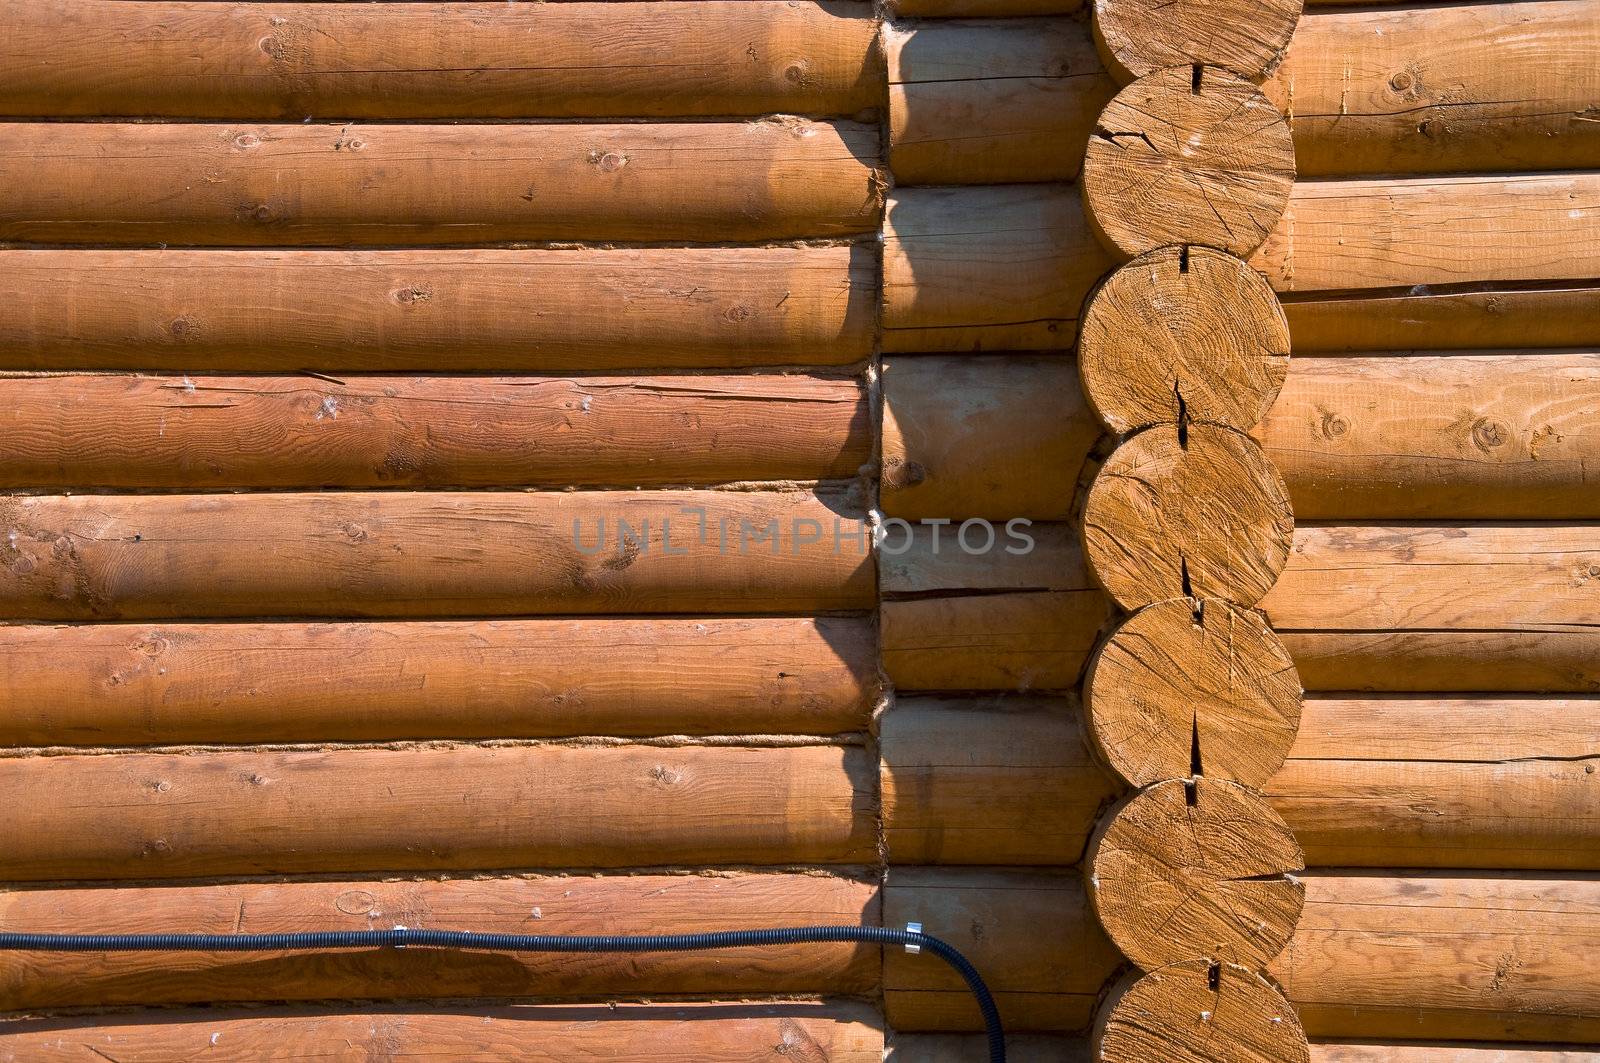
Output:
(0, 923), (1006, 1063)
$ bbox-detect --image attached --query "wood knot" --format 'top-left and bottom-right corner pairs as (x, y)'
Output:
(721, 303), (754, 323)
(1471, 417), (1510, 451)
(392, 286), (432, 306)
(168, 316), (199, 339)
(784, 61), (809, 85)
(588, 149), (628, 173)
(1319, 411), (1349, 439)
(258, 36), (285, 59)
(649, 764), (684, 787)
(343, 522), (368, 542)
(232, 132), (261, 150)
(335, 889), (379, 915)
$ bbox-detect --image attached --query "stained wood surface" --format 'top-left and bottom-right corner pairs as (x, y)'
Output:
(0, 743), (877, 881)
(0, 1), (882, 119)
(1095, 962), (1310, 1063)
(882, 185), (1113, 352)
(881, 354), (1097, 520)
(0, 489), (874, 620)
(879, 522), (1113, 692)
(1083, 66), (1295, 259)
(1082, 424), (1295, 609)
(0, 617), (877, 747)
(1276, 872), (1600, 1043)
(887, 1034), (1091, 1062)
(0, 872), (877, 1010)
(1256, 173), (1600, 293)
(1079, 246), (1290, 433)
(886, 18), (1114, 184)
(891, 0), (1081, 15)
(0, 1002), (886, 1062)
(1084, 597), (1302, 788)
(0, 120), (883, 246)
(879, 695), (1120, 864)
(883, 867), (1122, 1032)
(1088, 779), (1305, 971)
(1092, 0), (1301, 82)
(1285, 630), (1600, 692)
(1267, 1), (1600, 177)
(891, 1038), (1600, 1060)
(0, 373), (871, 490)
(1283, 284), (1600, 352)
(0, 246), (878, 373)
(1269, 695), (1600, 870)
(1259, 353), (1600, 519)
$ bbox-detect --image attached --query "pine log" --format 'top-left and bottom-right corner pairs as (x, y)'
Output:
(0, 488), (874, 620)
(879, 695), (1120, 865)
(0, 120), (883, 246)
(887, 1034), (1091, 1062)
(1266, 1), (1600, 177)
(0, 872), (878, 1010)
(879, 522), (1113, 692)
(1284, 283), (1600, 353)
(882, 867), (1122, 1032)
(881, 185), (1113, 352)
(891, 0), (1081, 15)
(0, 617), (877, 747)
(1083, 66), (1295, 259)
(0, 743), (877, 880)
(0, 246), (878, 373)
(1284, 630), (1600, 693)
(892, 1036), (1600, 1061)
(0, 1002), (885, 1062)
(0, 1), (882, 120)
(0, 373), (871, 491)
(1088, 780), (1305, 971)
(1082, 424), (1295, 609)
(1079, 246), (1290, 433)
(1084, 598), (1302, 789)
(1276, 872), (1600, 1043)
(1093, 962), (1310, 1063)
(1092, 0), (1301, 83)
(1258, 353), (1600, 520)
(1255, 173), (1600, 293)
(885, 18), (1114, 185)
(1269, 695), (1600, 870)
(880, 354), (1096, 521)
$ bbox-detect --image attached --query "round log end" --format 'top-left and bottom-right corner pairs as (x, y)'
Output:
(1094, 961), (1309, 1063)
(1088, 778), (1305, 970)
(1092, 0), (1302, 83)
(1085, 598), (1302, 788)
(1082, 424), (1293, 611)
(1078, 247), (1289, 433)
(1082, 66), (1294, 259)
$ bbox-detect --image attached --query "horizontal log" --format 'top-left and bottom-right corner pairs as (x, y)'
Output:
(1258, 353), (1600, 519)
(0, 617), (877, 747)
(879, 522), (1112, 692)
(885, 19), (1113, 185)
(0, 1), (881, 119)
(1276, 872), (1600, 1044)
(0, 872), (878, 1009)
(1283, 630), (1600, 693)
(1283, 283), (1600, 352)
(881, 354), (1095, 521)
(0, 743), (877, 880)
(879, 695), (1118, 864)
(0, 489), (874, 620)
(0, 120), (883, 245)
(1270, 695), (1600, 870)
(889, 1037), (1600, 1062)
(0, 372), (871, 490)
(0, 246), (878, 372)
(0, 1002), (885, 1061)
(881, 185), (1113, 352)
(890, 0), (1079, 14)
(887, 1034), (1090, 1061)
(1254, 173), (1600, 293)
(882, 867), (1121, 1033)
(1267, 1), (1600, 177)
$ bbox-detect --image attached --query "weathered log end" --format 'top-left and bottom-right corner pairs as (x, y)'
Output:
(1083, 66), (1294, 259)
(1088, 779), (1304, 971)
(1079, 246), (1289, 434)
(1094, 961), (1310, 1063)
(1082, 424), (1294, 610)
(1092, 0), (1302, 83)
(1085, 597), (1302, 788)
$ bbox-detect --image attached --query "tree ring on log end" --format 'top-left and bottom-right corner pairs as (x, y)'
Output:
(1091, 0), (1302, 84)
(1085, 598), (1301, 788)
(1094, 960), (1310, 1063)
(1079, 246), (1289, 433)
(1081, 424), (1293, 610)
(1082, 66), (1294, 260)
(1087, 778), (1304, 971)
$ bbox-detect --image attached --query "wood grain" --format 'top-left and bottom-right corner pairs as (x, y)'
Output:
(1092, 0), (1301, 82)
(0, 488), (875, 620)
(0, 1), (882, 119)
(0, 743), (878, 880)
(0, 120), (883, 246)
(1283, 284), (1600, 352)
(1094, 962), (1310, 1063)
(0, 617), (877, 747)
(891, 0), (1082, 16)
(0, 246), (878, 373)
(1285, 630), (1600, 693)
